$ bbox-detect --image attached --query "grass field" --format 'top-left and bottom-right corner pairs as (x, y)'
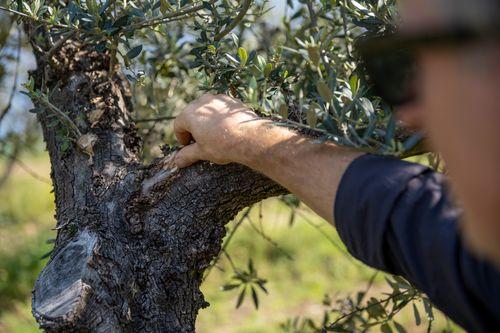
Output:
(0, 154), (463, 333)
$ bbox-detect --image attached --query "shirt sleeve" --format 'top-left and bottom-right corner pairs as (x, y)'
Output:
(334, 154), (500, 333)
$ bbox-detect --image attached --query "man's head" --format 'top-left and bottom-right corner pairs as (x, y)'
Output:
(368, 0), (500, 264)
(404, 0), (500, 264)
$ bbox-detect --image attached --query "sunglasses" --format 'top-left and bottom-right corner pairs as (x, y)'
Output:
(356, 26), (500, 106)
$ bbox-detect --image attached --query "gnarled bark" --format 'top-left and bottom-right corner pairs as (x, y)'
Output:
(28, 32), (286, 332)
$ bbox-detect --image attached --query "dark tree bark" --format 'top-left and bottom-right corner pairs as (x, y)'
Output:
(28, 31), (286, 332)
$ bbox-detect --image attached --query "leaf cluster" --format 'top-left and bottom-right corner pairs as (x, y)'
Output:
(281, 275), (438, 333)
(4, 0), (424, 157)
(221, 258), (269, 309)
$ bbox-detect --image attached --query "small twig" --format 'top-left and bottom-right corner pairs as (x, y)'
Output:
(12, 156), (52, 184)
(102, 0), (117, 16)
(133, 115), (176, 123)
(109, 38), (118, 73)
(327, 289), (417, 328)
(0, 150), (52, 185)
(340, 1), (352, 58)
(294, 209), (359, 265)
(214, 0), (252, 41)
(427, 314), (433, 333)
(32, 94), (82, 138)
(0, 5), (71, 30)
(346, 297), (415, 329)
(0, 142), (19, 189)
(0, 26), (21, 124)
(258, 201), (263, 232)
(222, 250), (238, 272)
(0, 3), (205, 34)
(363, 271), (379, 296)
(203, 207), (252, 281)
(129, 1), (212, 30)
(306, 0), (317, 28)
(247, 215), (294, 261)
(30, 42), (45, 55)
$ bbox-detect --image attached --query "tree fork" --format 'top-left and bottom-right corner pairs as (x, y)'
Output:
(28, 33), (286, 332)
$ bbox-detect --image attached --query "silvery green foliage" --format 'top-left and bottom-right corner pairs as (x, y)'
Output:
(281, 274), (438, 332)
(4, 0), (422, 158)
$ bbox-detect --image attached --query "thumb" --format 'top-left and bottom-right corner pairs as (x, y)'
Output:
(175, 143), (203, 168)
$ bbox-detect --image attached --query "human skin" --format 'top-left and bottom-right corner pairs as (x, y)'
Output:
(173, 94), (361, 224)
(174, 1), (500, 265)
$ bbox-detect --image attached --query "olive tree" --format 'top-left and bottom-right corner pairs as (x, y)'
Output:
(0, 0), (431, 332)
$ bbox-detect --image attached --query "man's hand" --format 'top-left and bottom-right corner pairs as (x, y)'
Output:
(173, 93), (361, 223)
(174, 94), (262, 168)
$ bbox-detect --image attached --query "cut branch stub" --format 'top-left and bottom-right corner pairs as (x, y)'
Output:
(33, 230), (97, 327)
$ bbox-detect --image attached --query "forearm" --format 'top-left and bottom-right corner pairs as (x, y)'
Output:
(235, 120), (362, 224)
(173, 94), (362, 223)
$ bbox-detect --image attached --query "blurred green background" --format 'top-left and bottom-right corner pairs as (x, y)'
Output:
(0, 153), (463, 332)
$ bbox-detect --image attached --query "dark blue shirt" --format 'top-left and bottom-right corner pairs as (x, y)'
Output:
(334, 154), (500, 332)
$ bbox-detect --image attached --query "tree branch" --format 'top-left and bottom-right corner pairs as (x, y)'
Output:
(0, 5), (71, 29)
(0, 150), (51, 185)
(327, 289), (418, 329)
(133, 115), (176, 123)
(30, 92), (82, 138)
(128, 1), (214, 30)
(203, 206), (252, 281)
(306, 1), (317, 28)
(214, 0), (252, 41)
(0, 26), (21, 125)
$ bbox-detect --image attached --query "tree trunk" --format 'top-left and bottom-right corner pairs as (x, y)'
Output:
(28, 32), (286, 332)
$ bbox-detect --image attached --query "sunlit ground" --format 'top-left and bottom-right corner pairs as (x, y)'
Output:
(0, 154), (463, 332)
